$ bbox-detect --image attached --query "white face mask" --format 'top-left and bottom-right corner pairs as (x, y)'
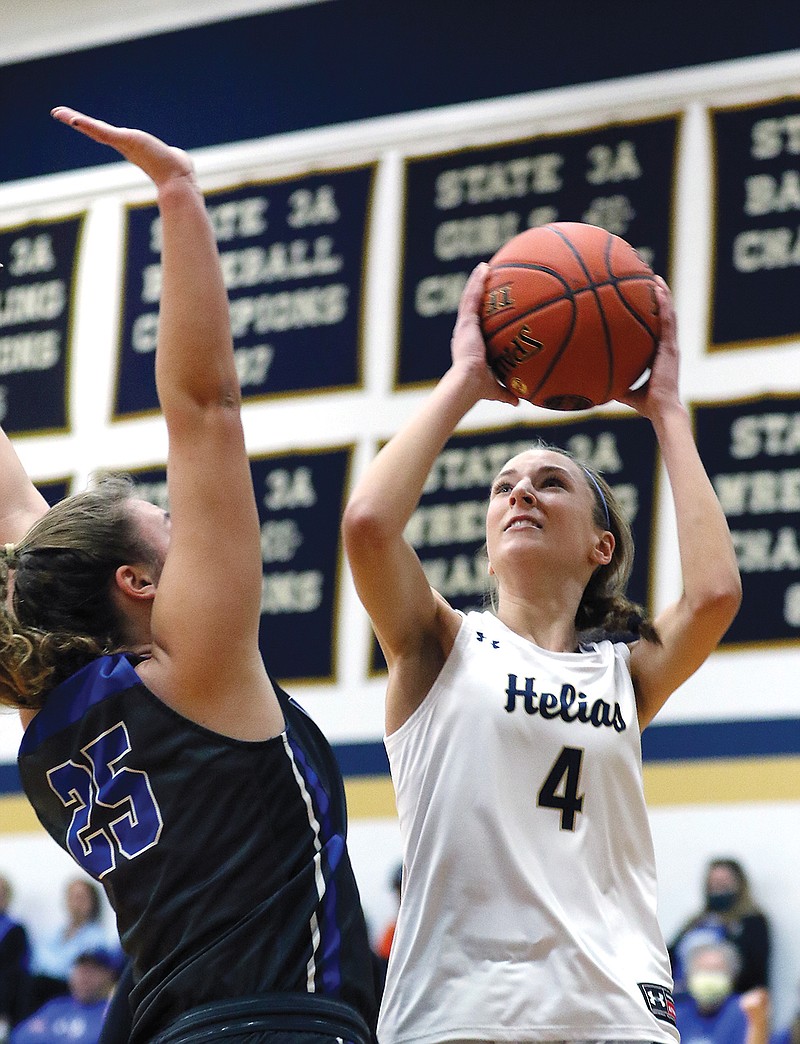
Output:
(688, 970), (734, 1012)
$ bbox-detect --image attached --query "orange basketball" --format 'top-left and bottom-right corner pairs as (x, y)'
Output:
(481, 222), (660, 410)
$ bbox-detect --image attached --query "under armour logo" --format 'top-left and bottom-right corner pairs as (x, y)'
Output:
(638, 983), (676, 1025)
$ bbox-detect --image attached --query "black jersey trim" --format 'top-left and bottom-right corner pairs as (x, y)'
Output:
(151, 992), (373, 1044)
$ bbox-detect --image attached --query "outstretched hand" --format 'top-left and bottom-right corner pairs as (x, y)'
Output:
(451, 262), (519, 407)
(51, 106), (195, 188)
(739, 988), (770, 1044)
(740, 987), (770, 1024)
(616, 275), (681, 419)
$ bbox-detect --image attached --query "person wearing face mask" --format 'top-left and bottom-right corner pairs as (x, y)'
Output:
(669, 858), (771, 996)
(674, 940), (770, 1044)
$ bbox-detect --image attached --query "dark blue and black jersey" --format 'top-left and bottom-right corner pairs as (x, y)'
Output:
(17, 655), (377, 1043)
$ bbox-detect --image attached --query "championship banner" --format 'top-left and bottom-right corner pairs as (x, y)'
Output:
(0, 214), (84, 434)
(710, 96), (800, 351)
(130, 451), (350, 683)
(129, 467), (169, 512)
(396, 116), (678, 387)
(251, 446), (351, 684)
(370, 413), (658, 674)
(115, 166), (375, 417)
(693, 395), (800, 646)
(35, 477), (72, 507)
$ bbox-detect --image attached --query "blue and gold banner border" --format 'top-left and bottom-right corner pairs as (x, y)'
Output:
(2, 716), (799, 832)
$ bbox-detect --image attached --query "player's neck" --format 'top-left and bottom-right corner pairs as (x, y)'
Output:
(496, 595), (578, 652)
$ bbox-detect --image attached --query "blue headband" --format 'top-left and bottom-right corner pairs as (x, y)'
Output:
(582, 467), (611, 530)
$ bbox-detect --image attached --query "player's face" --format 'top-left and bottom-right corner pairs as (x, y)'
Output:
(485, 449), (604, 581)
(127, 498), (171, 580)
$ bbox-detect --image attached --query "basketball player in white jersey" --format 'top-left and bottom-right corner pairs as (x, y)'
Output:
(342, 264), (741, 1044)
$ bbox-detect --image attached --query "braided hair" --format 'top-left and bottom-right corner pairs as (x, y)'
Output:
(0, 474), (158, 709)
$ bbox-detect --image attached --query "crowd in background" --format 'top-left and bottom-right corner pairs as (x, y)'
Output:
(0, 855), (798, 1044)
(369, 856), (797, 1044)
(667, 858), (774, 1044)
(0, 874), (123, 1043)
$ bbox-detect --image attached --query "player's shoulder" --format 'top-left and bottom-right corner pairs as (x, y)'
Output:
(19, 654), (142, 757)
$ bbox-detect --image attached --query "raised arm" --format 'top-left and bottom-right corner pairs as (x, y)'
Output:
(621, 277), (741, 727)
(343, 264), (517, 731)
(0, 430), (50, 545)
(52, 108), (281, 739)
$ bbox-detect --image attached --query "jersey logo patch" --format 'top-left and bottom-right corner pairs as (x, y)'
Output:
(638, 982), (677, 1026)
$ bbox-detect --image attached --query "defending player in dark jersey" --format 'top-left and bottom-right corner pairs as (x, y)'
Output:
(0, 109), (377, 1044)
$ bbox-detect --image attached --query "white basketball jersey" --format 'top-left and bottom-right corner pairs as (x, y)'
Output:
(378, 610), (679, 1044)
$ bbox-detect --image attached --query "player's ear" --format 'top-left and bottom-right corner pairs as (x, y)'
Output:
(114, 564), (157, 601)
(591, 531), (614, 567)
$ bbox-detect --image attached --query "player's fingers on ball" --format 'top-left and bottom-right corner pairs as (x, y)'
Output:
(498, 387), (520, 406)
(460, 263), (488, 314)
(468, 261), (488, 285)
(658, 298), (677, 343)
(651, 281), (674, 330)
(655, 279), (676, 317)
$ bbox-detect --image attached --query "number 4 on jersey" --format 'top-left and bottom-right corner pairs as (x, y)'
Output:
(537, 746), (584, 830)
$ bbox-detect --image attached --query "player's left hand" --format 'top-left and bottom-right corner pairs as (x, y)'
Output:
(51, 106), (195, 189)
(616, 275), (681, 418)
(450, 262), (519, 407)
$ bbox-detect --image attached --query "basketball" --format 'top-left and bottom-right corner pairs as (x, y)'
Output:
(481, 222), (661, 410)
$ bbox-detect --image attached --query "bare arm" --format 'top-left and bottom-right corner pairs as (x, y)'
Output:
(52, 108), (282, 739)
(0, 431), (51, 731)
(343, 264), (517, 731)
(622, 278), (742, 727)
(0, 430), (50, 544)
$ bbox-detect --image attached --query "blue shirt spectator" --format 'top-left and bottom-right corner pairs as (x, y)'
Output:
(676, 991), (750, 1044)
(11, 947), (123, 1044)
(675, 938), (770, 1044)
(24, 877), (116, 1018)
(10, 994), (109, 1044)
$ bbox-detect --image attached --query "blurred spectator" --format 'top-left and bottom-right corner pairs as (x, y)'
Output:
(370, 862), (403, 1003)
(11, 948), (122, 1044)
(0, 875), (30, 1038)
(25, 879), (112, 1015)
(375, 862), (402, 963)
(674, 939), (770, 1044)
(771, 985), (800, 1044)
(669, 858), (771, 994)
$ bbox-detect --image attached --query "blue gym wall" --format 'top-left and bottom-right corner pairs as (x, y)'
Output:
(3, 0), (800, 183)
